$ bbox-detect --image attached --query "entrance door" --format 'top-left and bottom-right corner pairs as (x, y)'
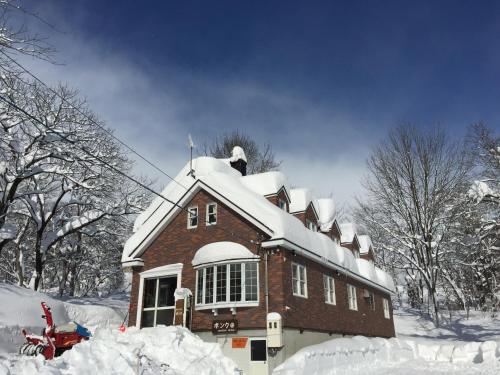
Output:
(249, 339), (268, 375)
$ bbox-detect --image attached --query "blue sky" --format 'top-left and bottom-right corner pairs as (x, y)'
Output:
(20, 0), (500, 205)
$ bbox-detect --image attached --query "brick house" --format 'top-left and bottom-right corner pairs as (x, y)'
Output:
(122, 147), (395, 375)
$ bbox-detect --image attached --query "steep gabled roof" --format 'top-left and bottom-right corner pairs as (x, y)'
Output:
(122, 156), (394, 293)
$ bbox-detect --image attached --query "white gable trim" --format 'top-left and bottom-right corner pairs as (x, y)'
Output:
(126, 180), (274, 261)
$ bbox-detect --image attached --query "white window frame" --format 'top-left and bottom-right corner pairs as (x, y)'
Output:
(323, 275), (336, 305)
(368, 291), (376, 310)
(187, 206), (198, 229)
(136, 263), (183, 328)
(383, 298), (390, 319)
(206, 202), (217, 226)
(347, 284), (358, 311)
(194, 261), (259, 310)
(292, 263), (308, 298)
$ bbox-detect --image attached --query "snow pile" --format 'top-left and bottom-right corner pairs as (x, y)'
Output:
(339, 222), (356, 243)
(1, 326), (237, 375)
(273, 336), (500, 375)
(357, 235), (372, 255)
(315, 198), (335, 230)
(468, 180), (496, 203)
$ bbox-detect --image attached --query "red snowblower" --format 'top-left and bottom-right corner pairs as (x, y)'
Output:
(19, 302), (91, 360)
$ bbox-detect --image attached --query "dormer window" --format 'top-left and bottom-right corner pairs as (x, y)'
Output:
(187, 206), (198, 229)
(206, 203), (217, 225)
(353, 250), (360, 258)
(306, 219), (318, 232)
(278, 199), (287, 212)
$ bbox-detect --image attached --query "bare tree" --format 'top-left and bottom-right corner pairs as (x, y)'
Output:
(356, 125), (472, 326)
(201, 130), (281, 174)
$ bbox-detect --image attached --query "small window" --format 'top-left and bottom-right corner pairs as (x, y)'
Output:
(206, 203), (217, 225)
(292, 263), (307, 298)
(306, 219), (318, 232)
(383, 298), (390, 319)
(367, 291), (375, 310)
(347, 284), (358, 311)
(278, 199), (287, 211)
(323, 275), (336, 305)
(187, 206), (198, 228)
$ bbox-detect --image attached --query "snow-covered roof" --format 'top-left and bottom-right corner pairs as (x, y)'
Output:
(358, 235), (373, 255)
(122, 156), (394, 293)
(240, 171), (289, 198)
(192, 241), (259, 267)
(316, 198), (335, 231)
(340, 222), (357, 243)
(289, 188), (316, 214)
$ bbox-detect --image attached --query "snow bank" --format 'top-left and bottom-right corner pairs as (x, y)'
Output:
(273, 336), (500, 375)
(1, 326), (237, 375)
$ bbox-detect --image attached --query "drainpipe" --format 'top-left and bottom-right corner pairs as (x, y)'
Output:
(264, 250), (269, 316)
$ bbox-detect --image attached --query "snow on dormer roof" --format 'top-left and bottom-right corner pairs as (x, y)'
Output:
(358, 235), (374, 255)
(316, 198), (335, 231)
(240, 171), (290, 198)
(289, 188), (316, 213)
(122, 156), (394, 293)
(340, 222), (357, 243)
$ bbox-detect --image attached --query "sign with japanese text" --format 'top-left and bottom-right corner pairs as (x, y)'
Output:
(212, 319), (238, 334)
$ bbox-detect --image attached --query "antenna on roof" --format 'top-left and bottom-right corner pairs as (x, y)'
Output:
(188, 134), (196, 178)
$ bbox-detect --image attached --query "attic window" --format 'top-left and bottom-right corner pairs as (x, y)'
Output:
(278, 198), (287, 212)
(187, 206), (198, 229)
(306, 219), (318, 232)
(206, 203), (217, 225)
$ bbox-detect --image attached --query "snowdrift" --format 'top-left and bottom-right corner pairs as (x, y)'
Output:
(273, 336), (500, 375)
(1, 326), (236, 375)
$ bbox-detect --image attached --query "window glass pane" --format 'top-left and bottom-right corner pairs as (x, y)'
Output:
(245, 263), (258, 301)
(205, 267), (214, 304)
(188, 207), (198, 227)
(230, 264), (242, 302)
(216, 265), (227, 302)
(156, 309), (174, 326)
(250, 340), (267, 361)
(158, 277), (176, 307)
(141, 310), (155, 327)
(197, 270), (204, 304)
(143, 279), (157, 308)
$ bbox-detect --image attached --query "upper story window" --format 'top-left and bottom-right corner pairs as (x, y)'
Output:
(195, 262), (258, 309)
(323, 275), (336, 305)
(206, 203), (217, 225)
(367, 291), (375, 310)
(353, 250), (360, 258)
(306, 219), (318, 232)
(278, 199), (287, 212)
(347, 284), (358, 311)
(292, 263), (307, 298)
(187, 206), (198, 229)
(383, 298), (390, 319)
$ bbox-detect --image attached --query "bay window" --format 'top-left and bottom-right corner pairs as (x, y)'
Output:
(195, 262), (258, 308)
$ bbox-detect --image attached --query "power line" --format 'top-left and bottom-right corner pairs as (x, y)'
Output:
(0, 92), (260, 246)
(0, 50), (187, 190)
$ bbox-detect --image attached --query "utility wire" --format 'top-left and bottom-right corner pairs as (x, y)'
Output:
(0, 50), (187, 190)
(0, 93), (260, 246)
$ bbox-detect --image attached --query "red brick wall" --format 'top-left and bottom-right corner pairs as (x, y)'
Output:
(127, 189), (395, 338)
